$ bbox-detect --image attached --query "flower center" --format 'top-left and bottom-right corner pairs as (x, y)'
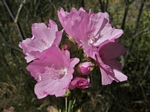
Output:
(87, 33), (95, 45)
(87, 32), (100, 46)
(59, 68), (68, 79)
(45, 67), (68, 80)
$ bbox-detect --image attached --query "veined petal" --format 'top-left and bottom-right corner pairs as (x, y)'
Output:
(83, 44), (98, 59)
(99, 41), (126, 60)
(104, 60), (127, 82)
(34, 75), (67, 99)
(96, 52), (127, 85)
(48, 20), (58, 31)
(70, 58), (80, 68)
(113, 69), (128, 82)
(25, 54), (35, 63)
(100, 67), (113, 85)
(53, 30), (63, 46)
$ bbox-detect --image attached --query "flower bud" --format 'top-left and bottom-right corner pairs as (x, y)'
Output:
(78, 62), (93, 75)
(69, 77), (90, 90)
(61, 45), (68, 50)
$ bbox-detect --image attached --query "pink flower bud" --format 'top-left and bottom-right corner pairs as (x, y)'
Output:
(69, 77), (90, 90)
(78, 62), (93, 75)
(61, 45), (68, 50)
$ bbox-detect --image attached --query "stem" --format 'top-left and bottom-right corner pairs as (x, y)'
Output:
(121, 0), (129, 30)
(14, 0), (27, 23)
(65, 97), (68, 112)
(59, 109), (62, 112)
(123, 0), (147, 70)
(3, 0), (25, 40)
(68, 100), (73, 112)
(99, 0), (104, 12)
(3, 0), (15, 20)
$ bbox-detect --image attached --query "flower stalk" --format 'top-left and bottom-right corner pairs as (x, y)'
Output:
(65, 97), (68, 112)
(68, 100), (73, 112)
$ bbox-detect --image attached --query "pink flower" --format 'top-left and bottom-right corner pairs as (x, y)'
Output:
(58, 7), (123, 58)
(19, 20), (63, 62)
(78, 62), (93, 75)
(69, 77), (90, 90)
(26, 47), (79, 99)
(96, 41), (127, 85)
(58, 8), (87, 38)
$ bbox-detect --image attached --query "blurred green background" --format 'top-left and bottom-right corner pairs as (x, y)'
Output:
(0, 0), (150, 112)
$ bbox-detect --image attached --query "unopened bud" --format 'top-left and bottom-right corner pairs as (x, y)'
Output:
(78, 62), (93, 75)
(61, 45), (68, 50)
(69, 77), (90, 90)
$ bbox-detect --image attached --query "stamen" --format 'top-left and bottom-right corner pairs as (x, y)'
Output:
(87, 33), (94, 45)
(45, 67), (67, 80)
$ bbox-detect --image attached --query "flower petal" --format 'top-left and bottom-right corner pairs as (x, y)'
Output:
(34, 74), (67, 99)
(105, 60), (127, 82)
(99, 41), (126, 60)
(113, 69), (128, 82)
(99, 67), (113, 85)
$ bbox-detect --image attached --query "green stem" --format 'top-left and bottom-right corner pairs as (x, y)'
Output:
(68, 100), (73, 112)
(59, 109), (61, 112)
(65, 97), (68, 112)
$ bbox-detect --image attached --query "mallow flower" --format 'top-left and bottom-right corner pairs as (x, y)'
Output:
(96, 41), (127, 85)
(26, 46), (79, 99)
(58, 7), (123, 58)
(69, 77), (90, 90)
(19, 20), (63, 62)
(77, 62), (93, 75)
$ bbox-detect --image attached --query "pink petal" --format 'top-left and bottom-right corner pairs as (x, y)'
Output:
(53, 30), (63, 46)
(104, 59), (121, 70)
(100, 67), (113, 85)
(96, 53), (113, 74)
(25, 55), (35, 63)
(78, 62), (93, 75)
(70, 58), (80, 69)
(48, 20), (58, 31)
(110, 28), (123, 40)
(38, 47), (68, 68)
(96, 54), (127, 85)
(113, 69), (127, 82)
(99, 41), (126, 60)
(69, 78), (78, 90)
(83, 44), (98, 59)
(34, 75), (67, 99)
(104, 60), (127, 82)
(57, 8), (77, 37)
(32, 23), (54, 47)
(19, 38), (42, 53)
(26, 64), (46, 81)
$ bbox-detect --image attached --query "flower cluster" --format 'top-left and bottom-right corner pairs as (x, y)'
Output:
(19, 7), (127, 99)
